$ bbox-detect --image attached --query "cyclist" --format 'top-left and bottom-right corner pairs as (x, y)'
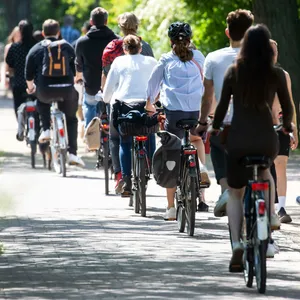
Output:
(75, 7), (117, 128)
(196, 9), (254, 217)
(145, 22), (209, 220)
(101, 12), (154, 194)
(3, 26), (21, 96)
(271, 39), (298, 223)
(25, 19), (84, 167)
(6, 20), (36, 117)
(103, 35), (157, 197)
(210, 25), (293, 270)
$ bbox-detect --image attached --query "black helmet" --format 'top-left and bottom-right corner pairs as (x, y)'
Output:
(168, 22), (192, 41)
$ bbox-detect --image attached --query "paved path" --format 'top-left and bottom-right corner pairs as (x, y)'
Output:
(0, 96), (300, 299)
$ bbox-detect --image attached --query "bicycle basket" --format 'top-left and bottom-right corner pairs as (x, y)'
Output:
(118, 122), (158, 136)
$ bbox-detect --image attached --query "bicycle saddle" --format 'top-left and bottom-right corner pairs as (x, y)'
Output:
(49, 97), (64, 103)
(176, 119), (198, 129)
(241, 156), (272, 168)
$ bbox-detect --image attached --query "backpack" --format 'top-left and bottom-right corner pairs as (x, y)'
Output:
(152, 131), (182, 188)
(41, 39), (70, 77)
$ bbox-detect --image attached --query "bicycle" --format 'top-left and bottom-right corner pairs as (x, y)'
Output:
(95, 107), (113, 195)
(49, 98), (68, 177)
(118, 110), (160, 217)
(18, 99), (51, 169)
(175, 119), (210, 237)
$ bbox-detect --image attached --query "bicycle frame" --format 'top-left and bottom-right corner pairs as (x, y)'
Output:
(51, 102), (68, 150)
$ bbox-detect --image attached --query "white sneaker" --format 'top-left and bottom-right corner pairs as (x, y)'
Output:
(69, 154), (85, 167)
(214, 189), (229, 217)
(271, 214), (281, 230)
(38, 129), (50, 143)
(163, 207), (176, 221)
(267, 241), (280, 258)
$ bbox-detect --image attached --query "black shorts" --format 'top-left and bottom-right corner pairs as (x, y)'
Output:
(278, 131), (290, 157)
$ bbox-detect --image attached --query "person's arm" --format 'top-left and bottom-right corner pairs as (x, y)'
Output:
(103, 62), (119, 104)
(276, 68), (293, 132)
(212, 67), (233, 130)
(199, 78), (214, 123)
(74, 40), (83, 83)
(25, 47), (37, 94)
(145, 58), (165, 111)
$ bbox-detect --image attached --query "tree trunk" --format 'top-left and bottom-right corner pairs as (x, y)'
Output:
(253, 0), (300, 137)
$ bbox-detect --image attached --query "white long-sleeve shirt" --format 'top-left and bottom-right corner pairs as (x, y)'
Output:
(103, 54), (157, 104)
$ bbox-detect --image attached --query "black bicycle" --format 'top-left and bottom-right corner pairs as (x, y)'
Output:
(228, 155), (272, 294)
(175, 119), (210, 236)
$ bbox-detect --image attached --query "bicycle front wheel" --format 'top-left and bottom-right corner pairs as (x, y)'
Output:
(103, 141), (109, 195)
(137, 156), (146, 217)
(254, 239), (267, 294)
(185, 176), (196, 236)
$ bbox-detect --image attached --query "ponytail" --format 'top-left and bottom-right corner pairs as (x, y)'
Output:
(172, 39), (193, 62)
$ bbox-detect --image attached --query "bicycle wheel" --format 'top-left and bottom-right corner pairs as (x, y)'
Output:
(30, 142), (37, 169)
(138, 156), (146, 217)
(60, 149), (67, 177)
(254, 239), (267, 294)
(132, 149), (140, 213)
(185, 176), (196, 236)
(103, 141), (109, 195)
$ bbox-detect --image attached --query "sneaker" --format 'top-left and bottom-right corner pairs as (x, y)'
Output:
(163, 207), (176, 221)
(267, 240), (280, 258)
(229, 242), (244, 273)
(38, 129), (51, 143)
(16, 133), (24, 142)
(200, 166), (211, 187)
(198, 201), (209, 212)
(214, 189), (229, 217)
(68, 154), (85, 167)
(121, 176), (132, 198)
(278, 207), (292, 224)
(270, 214), (281, 230)
(114, 172), (124, 194)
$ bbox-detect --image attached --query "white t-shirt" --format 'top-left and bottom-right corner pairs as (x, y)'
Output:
(103, 54), (157, 104)
(204, 47), (240, 123)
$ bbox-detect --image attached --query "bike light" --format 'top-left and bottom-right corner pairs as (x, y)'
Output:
(102, 124), (109, 130)
(189, 161), (196, 167)
(258, 201), (265, 216)
(251, 182), (269, 191)
(103, 137), (108, 142)
(29, 119), (34, 129)
(136, 136), (148, 141)
(59, 128), (65, 137)
(26, 106), (36, 112)
(184, 149), (197, 155)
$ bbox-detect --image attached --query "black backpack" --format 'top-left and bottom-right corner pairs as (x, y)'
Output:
(41, 39), (70, 77)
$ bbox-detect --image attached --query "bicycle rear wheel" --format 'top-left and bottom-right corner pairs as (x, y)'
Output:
(103, 141), (109, 195)
(138, 156), (146, 217)
(254, 239), (267, 294)
(60, 150), (67, 177)
(185, 176), (196, 236)
(30, 142), (37, 169)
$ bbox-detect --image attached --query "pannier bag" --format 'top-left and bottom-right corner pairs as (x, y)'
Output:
(152, 131), (181, 188)
(84, 117), (101, 151)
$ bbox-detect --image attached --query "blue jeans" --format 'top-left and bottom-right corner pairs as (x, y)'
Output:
(120, 134), (156, 177)
(83, 92), (97, 128)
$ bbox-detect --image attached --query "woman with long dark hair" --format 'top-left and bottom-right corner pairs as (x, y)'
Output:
(6, 20), (36, 116)
(212, 24), (293, 270)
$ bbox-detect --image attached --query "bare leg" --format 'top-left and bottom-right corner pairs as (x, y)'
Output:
(227, 187), (245, 243)
(219, 178), (230, 193)
(274, 156), (288, 209)
(190, 135), (205, 164)
(167, 187), (176, 208)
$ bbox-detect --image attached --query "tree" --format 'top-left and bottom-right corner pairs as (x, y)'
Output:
(253, 0), (300, 135)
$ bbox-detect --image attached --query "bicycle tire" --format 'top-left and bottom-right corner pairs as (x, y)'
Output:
(177, 205), (186, 232)
(132, 149), (139, 213)
(103, 141), (109, 195)
(185, 176), (196, 236)
(30, 142), (37, 169)
(255, 239), (267, 294)
(42, 153), (46, 168)
(60, 150), (67, 177)
(138, 156), (146, 217)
